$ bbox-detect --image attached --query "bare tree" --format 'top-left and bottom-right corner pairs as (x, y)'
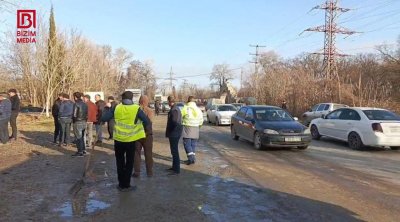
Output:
(210, 63), (234, 94)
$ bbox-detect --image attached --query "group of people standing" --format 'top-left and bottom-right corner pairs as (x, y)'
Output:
(51, 92), (119, 156)
(0, 89), (20, 145)
(101, 92), (203, 192)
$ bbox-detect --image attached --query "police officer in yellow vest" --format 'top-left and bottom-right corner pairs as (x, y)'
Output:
(102, 91), (150, 192)
(181, 96), (204, 165)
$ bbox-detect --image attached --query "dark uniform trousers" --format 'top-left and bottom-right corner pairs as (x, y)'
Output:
(115, 140), (136, 188)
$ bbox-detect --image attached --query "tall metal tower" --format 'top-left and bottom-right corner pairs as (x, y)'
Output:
(304, 0), (356, 80)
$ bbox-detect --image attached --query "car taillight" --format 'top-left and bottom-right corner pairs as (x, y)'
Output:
(372, 123), (383, 133)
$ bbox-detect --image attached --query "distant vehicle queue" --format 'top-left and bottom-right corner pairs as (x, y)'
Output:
(147, 96), (400, 151)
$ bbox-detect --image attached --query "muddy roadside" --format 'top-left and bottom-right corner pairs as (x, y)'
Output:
(0, 114), (363, 221)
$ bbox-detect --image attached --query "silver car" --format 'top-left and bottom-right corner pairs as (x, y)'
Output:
(302, 103), (347, 126)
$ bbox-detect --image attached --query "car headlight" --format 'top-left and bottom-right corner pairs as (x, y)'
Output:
(303, 128), (311, 135)
(263, 129), (279, 134)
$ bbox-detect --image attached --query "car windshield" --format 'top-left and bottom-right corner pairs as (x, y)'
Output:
(254, 108), (293, 121)
(363, 110), (400, 121)
(177, 103), (184, 107)
(217, 105), (237, 111)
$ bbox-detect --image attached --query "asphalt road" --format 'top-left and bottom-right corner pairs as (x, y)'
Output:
(200, 123), (400, 222)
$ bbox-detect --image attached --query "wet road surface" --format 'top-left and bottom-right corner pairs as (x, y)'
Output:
(201, 123), (400, 221)
(1, 115), (399, 221)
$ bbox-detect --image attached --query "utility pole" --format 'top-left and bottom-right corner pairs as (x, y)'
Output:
(240, 67), (243, 91)
(249, 44), (266, 101)
(303, 0), (356, 80)
(166, 66), (176, 95)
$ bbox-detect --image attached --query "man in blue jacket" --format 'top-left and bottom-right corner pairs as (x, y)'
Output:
(165, 96), (183, 175)
(58, 93), (74, 147)
(0, 93), (12, 145)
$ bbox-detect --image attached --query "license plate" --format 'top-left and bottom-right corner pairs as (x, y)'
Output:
(285, 137), (301, 142)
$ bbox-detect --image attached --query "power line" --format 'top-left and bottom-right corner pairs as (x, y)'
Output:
(303, 0), (358, 80)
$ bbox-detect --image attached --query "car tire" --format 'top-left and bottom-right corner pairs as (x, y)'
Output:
(311, 125), (321, 140)
(390, 146), (400, 150)
(348, 132), (364, 150)
(297, 145), (308, 150)
(207, 115), (211, 124)
(253, 132), (263, 150)
(231, 126), (239, 140)
(215, 117), (219, 126)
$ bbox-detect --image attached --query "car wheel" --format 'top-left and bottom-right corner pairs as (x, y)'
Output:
(348, 132), (364, 150)
(253, 132), (263, 150)
(390, 146), (400, 150)
(310, 125), (321, 140)
(297, 145), (308, 150)
(231, 126), (239, 140)
(215, 117), (219, 126)
(207, 115), (211, 124)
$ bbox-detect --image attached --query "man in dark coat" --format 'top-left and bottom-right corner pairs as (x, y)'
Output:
(94, 94), (106, 144)
(106, 96), (117, 140)
(281, 100), (288, 110)
(72, 92), (88, 157)
(0, 93), (12, 145)
(8, 89), (20, 141)
(165, 96), (183, 175)
(52, 94), (63, 143)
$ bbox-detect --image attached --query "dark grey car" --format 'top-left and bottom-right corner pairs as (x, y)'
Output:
(231, 105), (311, 150)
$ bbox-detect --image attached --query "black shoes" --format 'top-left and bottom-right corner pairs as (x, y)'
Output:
(185, 160), (195, 165)
(167, 171), (180, 176)
(71, 152), (84, 157)
(117, 185), (137, 192)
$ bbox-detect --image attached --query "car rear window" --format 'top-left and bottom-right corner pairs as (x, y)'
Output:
(218, 105), (237, 111)
(363, 110), (400, 121)
(254, 108), (293, 121)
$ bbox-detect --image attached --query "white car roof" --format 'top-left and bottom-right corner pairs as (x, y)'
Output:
(351, 107), (387, 111)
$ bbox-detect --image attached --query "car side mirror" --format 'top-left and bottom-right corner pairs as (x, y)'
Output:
(321, 114), (326, 119)
(251, 119), (256, 125)
(293, 117), (299, 121)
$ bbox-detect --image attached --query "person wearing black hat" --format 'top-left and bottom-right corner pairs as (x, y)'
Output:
(8, 89), (20, 141)
(105, 96), (118, 140)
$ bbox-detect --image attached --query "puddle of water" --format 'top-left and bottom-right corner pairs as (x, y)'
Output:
(228, 194), (241, 199)
(224, 178), (235, 182)
(194, 184), (203, 188)
(199, 204), (216, 215)
(86, 199), (110, 214)
(219, 164), (229, 168)
(54, 191), (110, 217)
(57, 202), (73, 217)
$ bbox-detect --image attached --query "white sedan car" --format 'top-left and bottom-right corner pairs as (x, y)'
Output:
(207, 104), (237, 126)
(310, 107), (400, 150)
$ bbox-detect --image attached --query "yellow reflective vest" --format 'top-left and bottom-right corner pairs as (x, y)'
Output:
(114, 104), (146, 142)
(181, 102), (203, 127)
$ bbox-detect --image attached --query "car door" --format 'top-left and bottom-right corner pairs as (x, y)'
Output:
(235, 107), (247, 138)
(208, 105), (216, 122)
(336, 109), (361, 141)
(319, 109), (343, 137)
(314, 104), (328, 119)
(242, 108), (256, 141)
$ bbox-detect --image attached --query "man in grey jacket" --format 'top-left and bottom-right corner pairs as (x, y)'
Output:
(0, 93), (12, 144)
